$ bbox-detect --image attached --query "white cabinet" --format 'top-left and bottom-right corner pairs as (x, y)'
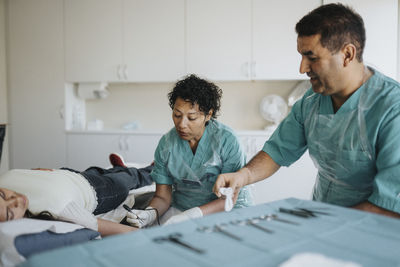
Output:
(64, 0), (185, 82)
(186, 0), (252, 81)
(186, 0), (320, 81)
(7, 0), (66, 169)
(123, 0), (185, 82)
(323, 0), (398, 79)
(252, 0), (320, 80)
(64, 0), (123, 82)
(66, 132), (162, 170)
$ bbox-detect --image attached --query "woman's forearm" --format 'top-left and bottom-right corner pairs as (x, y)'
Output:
(97, 218), (137, 237)
(148, 184), (173, 216)
(199, 198), (225, 215)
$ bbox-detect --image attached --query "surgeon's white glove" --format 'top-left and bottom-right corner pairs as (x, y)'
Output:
(164, 207), (203, 225)
(126, 207), (157, 228)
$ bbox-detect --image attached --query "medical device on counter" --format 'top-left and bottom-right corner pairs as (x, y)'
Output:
(259, 94), (288, 134)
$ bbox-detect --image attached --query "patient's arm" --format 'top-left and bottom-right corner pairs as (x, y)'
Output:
(352, 201), (400, 218)
(199, 198), (225, 215)
(97, 218), (137, 237)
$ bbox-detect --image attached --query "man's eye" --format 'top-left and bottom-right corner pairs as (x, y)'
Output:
(308, 57), (317, 62)
(188, 117), (197, 121)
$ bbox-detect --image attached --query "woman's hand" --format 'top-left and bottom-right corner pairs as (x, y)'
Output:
(126, 207), (157, 228)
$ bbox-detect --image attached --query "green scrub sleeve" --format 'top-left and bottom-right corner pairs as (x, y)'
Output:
(262, 100), (308, 167)
(151, 135), (173, 185)
(368, 106), (400, 213)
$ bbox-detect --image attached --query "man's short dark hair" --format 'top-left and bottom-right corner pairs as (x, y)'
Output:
(168, 74), (222, 119)
(295, 3), (366, 62)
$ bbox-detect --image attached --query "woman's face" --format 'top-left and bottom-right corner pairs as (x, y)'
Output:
(172, 97), (212, 144)
(0, 187), (29, 222)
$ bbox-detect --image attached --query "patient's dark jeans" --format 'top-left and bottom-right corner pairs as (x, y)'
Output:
(62, 165), (153, 215)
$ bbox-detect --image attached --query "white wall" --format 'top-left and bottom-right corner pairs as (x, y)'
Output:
(0, 0), (9, 174)
(85, 80), (298, 132)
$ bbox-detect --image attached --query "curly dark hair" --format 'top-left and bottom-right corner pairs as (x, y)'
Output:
(168, 74), (222, 119)
(295, 3), (365, 62)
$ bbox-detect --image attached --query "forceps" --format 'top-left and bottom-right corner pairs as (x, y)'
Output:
(153, 233), (205, 254)
(197, 224), (242, 241)
(231, 219), (274, 234)
(258, 214), (300, 225)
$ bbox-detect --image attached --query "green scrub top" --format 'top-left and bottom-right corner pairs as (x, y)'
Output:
(263, 68), (400, 213)
(151, 120), (253, 211)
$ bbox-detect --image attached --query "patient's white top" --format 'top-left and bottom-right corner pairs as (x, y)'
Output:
(0, 169), (98, 230)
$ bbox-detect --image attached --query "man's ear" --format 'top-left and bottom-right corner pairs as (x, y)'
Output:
(342, 43), (357, 66)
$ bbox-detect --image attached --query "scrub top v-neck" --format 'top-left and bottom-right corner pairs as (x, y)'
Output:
(263, 68), (400, 213)
(152, 120), (253, 211)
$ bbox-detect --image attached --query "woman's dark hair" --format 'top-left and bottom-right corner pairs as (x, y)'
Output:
(25, 210), (56, 221)
(168, 74), (222, 119)
(295, 3), (365, 62)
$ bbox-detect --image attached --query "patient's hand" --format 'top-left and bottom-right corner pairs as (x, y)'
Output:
(32, 168), (54, 171)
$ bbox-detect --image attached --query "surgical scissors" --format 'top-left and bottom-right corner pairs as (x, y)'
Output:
(153, 233), (205, 254)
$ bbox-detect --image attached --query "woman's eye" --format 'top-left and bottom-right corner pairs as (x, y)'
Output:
(188, 117), (197, 121)
(7, 208), (13, 221)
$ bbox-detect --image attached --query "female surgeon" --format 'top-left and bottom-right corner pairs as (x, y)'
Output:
(125, 74), (253, 227)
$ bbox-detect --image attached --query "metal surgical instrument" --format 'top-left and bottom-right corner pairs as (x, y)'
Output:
(245, 218), (274, 233)
(153, 233), (205, 254)
(258, 214), (300, 225)
(231, 219), (274, 234)
(197, 224), (242, 241)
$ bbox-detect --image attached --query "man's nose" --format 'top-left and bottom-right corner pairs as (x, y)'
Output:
(299, 58), (310, 74)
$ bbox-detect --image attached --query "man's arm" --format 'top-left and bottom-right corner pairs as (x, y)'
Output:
(213, 151), (280, 198)
(352, 201), (400, 218)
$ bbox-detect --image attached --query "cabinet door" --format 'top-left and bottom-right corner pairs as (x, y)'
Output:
(186, 0), (251, 81)
(64, 0), (123, 82)
(7, 0), (66, 168)
(123, 0), (185, 82)
(252, 0), (321, 80)
(324, 0), (398, 79)
(67, 133), (162, 170)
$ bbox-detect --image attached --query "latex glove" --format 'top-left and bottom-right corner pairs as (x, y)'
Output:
(126, 207), (157, 228)
(164, 207), (203, 225)
(219, 187), (234, 211)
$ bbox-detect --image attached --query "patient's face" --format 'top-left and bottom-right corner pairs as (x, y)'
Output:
(172, 97), (211, 144)
(0, 187), (29, 221)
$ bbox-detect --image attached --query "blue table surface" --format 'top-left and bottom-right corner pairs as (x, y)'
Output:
(20, 198), (400, 267)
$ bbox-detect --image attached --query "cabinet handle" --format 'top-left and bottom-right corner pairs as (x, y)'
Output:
(117, 65), (123, 80)
(251, 61), (256, 78)
(242, 62), (250, 78)
(123, 64), (128, 80)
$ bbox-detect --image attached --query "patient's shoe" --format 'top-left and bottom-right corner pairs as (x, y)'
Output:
(109, 153), (127, 168)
